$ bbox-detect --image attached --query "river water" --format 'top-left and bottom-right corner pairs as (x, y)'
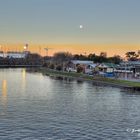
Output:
(0, 68), (140, 140)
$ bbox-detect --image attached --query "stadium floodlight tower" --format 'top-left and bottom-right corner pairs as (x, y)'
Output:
(24, 44), (28, 51)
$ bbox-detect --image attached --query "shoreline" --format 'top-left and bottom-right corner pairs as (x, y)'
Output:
(0, 65), (42, 68)
(35, 68), (140, 91)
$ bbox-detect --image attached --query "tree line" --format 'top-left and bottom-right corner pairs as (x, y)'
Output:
(52, 50), (140, 64)
(0, 51), (139, 66)
(51, 52), (122, 64)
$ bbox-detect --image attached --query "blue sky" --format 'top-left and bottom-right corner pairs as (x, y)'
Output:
(0, 0), (140, 44)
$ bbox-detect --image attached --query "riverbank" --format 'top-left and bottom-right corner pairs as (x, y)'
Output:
(0, 65), (42, 68)
(35, 68), (140, 91)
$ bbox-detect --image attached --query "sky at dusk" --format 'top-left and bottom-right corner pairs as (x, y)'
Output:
(0, 0), (140, 56)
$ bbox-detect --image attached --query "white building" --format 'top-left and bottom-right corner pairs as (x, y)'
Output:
(98, 63), (117, 73)
(6, 52), (28, 59)
(0, 51), (4, 58)
(67, 60), (96, 73)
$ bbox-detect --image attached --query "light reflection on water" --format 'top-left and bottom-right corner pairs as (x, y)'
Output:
(0, 68), (140, 140)
(21, 69), (26, 90)
(1, 80), (7, 115)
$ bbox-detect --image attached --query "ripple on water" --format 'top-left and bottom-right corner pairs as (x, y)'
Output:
(0, 69), (140, 140)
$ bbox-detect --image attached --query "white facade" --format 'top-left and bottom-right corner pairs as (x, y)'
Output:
(6, 52), (27, 59)
(71, 60), (93, 65)
(0, 51), (4, 58)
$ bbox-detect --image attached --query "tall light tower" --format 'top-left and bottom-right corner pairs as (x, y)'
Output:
(24, 44), (28, 51)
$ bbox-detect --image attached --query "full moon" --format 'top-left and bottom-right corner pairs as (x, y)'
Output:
(79, 25), (83, 29)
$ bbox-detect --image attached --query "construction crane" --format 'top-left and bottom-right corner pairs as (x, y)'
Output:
(44, 47), (53, 57)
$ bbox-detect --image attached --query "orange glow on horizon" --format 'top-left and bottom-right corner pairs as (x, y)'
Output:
(0, 43), (140, 57)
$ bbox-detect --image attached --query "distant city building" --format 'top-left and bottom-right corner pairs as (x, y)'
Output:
(67, 60), (94, 73)
(6, 51), (30, 59)
(71, 60), (93, 65)
(98, 63), (117, 73)
(0, 51), (4, 58)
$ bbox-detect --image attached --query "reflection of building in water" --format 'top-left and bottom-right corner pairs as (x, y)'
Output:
(22, 69), (26, 90)
(1, 80), (7, 114)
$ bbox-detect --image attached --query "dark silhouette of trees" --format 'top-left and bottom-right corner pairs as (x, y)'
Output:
(125, 51), (139, 61)
(73, 52), (122, 64)
(56, 64), (63, 71)
(100, 52), (107, 58)
(107, 55), (122, 64)
(87, 53), (108, 63)
(53, 52), (72, 63)
(88, 53), (96, 61)
(26, 53), (43, 65)
(77, 65), (84, 73)
(73, 54), (88, 60)
(0, 50), (136, 67)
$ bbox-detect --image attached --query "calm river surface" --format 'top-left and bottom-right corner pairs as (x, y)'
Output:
(0, 69), (140, 140)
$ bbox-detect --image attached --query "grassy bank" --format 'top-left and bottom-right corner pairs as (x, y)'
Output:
(37, 68), (140, 90)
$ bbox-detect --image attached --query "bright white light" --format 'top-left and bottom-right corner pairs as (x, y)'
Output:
(79, 25), (83, 29)
(24, 46), (27, 50)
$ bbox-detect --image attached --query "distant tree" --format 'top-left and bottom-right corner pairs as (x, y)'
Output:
(93, 55), (108, 63)
(87, 53), (96, 61)
(100, 52), (107, 58)
(56, 64), (63, 71)
(73, 54), (88, 60)
(48, 63), (55, 69)
(125, 51), (139, 61)
(73, 54), (80, 60)
(26, 53), (43, 65)
(77, 65), (84, 73)
(53, 52), (72, 63)
(108, 55), (122, 64)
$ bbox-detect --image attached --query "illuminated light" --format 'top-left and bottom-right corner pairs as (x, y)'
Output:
(79, 25), (83, 29)
(24, 46), (27, 50)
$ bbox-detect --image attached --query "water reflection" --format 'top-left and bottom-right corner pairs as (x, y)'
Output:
(0, 69), (140, 139)
(21, 69), (26, 90)
(1, 80), (7, 115)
